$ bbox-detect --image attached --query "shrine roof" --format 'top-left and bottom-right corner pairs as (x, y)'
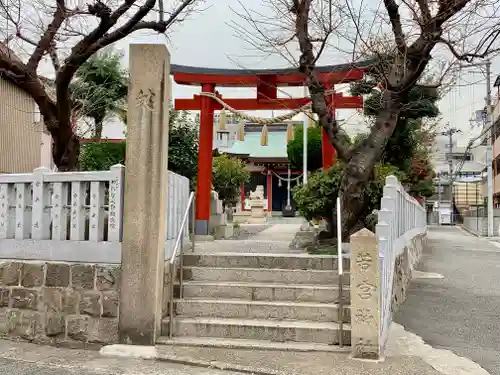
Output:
(171, 59), (375, 87)
(224, 131), (288, 159)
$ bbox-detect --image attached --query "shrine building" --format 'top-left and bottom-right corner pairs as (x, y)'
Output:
(213, 120), (303, 218)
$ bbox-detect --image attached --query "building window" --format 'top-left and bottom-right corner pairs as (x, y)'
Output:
(495, 119), (500, 141)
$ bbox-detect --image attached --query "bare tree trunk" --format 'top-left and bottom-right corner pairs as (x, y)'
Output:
(289, 0), (480, 238)
(0, 0), (200, 172)
(94, 115), (105, 140)
(338, 90), (404, 237)
(51, 124), (80, 171)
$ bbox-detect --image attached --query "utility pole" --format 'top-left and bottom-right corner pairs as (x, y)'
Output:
(437, 171), (442, 225)
(461, 59), (494, 236)
(485, 59), (494, 237)
(440, 126), (461, 224)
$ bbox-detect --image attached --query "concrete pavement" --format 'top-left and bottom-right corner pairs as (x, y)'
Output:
(0, 319), (490, 375)
(3, 223), (495, 375)
(228, 224), (271, 240)
(0, 336), (445, 375)
(395, 226), (500, 374)
(0, 340), (242, 375)
(252, 223), (304, 241)
(193, 223), (303, 254)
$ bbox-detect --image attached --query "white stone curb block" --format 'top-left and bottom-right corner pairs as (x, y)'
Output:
(100, 344), (158, 359)
(413, 270), (445, 279)
(386, 323), (491, 375)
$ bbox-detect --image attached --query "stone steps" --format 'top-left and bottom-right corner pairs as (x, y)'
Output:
(174, 298), (351, 323)
(182, 266), (350, 285)
(156, 336), (350, 352)
(179, 281), (350, 303)
(183, 253), (350, 270)
(162, 317), (351, 345)
(160, 252), (352, 349)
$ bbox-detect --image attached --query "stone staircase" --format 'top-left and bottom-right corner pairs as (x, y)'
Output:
(158, 253), (352, 350)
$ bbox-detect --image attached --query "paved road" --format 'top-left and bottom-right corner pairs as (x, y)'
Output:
(394, 226), (500, 375)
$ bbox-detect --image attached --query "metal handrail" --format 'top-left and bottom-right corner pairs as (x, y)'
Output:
(336, 196), (344, 348)
(168, 191), (196, 338)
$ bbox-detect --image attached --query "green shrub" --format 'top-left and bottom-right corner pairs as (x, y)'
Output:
(212, 155), (250, 209)
(286, 126), (323, 171)
(79, 141), (126, 171)
(292, 163), (405, 222)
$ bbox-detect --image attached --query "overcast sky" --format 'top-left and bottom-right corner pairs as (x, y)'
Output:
(29, 0), (495, 146)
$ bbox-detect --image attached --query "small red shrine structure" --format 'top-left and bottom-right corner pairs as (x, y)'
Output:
(172, 63), (368, 235)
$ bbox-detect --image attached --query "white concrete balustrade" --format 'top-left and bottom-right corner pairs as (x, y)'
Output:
(376, 176), (427, 347)
(0, 165), (190, 263)
(350, 175), (427, 360)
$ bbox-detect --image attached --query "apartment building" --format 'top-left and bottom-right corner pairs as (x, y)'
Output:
(428, 133), (485, 225)
(489, 88), (500, 204)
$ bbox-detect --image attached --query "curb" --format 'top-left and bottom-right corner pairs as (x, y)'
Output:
(457, 225), (479, 237)
(100, 344), (282, 375)
(156, 354), (283, 375)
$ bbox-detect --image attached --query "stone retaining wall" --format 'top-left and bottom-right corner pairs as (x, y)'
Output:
(0, 256), (175, 347)
(391, 233), (425, 312)
(0, 260), (121, 346)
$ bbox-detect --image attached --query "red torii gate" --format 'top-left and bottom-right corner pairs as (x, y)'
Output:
(172, 64), (367, 235)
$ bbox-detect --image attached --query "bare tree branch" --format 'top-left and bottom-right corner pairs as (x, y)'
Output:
(383, 0), (406, 51)
(26, 0), (66, 71)
(294, 0), (351, 160)
(416, 0), (431, 24)
(229, 0), (500, 236)
(0, 0), (201, 170)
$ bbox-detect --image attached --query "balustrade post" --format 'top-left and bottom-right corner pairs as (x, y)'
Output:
(70, 181), (86, 241)
(89, 181), (105, 242)
(15, 183), (30, 240)
(51, 182), (68, 240)
(0, 183), (14, 239)
(109, 164), (125, 243)
(32, 167), (51, 240)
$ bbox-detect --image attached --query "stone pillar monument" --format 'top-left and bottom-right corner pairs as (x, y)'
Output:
(119, 44), (170, 345)
(349, 228), (381, 359)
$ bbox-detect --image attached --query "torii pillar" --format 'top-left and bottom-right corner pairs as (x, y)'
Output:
(195, 83), (215, 235)
(322, 82), (337, 169)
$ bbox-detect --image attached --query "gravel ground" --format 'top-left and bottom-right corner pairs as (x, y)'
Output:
(228, 224), (271, 240)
